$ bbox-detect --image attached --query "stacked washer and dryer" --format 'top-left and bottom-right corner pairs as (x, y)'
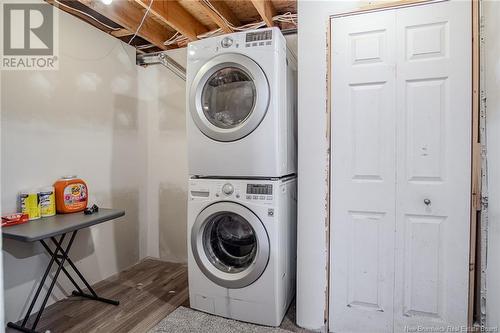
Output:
(186, 27), (297, 327)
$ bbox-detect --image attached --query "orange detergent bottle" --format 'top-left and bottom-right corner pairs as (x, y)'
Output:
(54, 176), (88, 214)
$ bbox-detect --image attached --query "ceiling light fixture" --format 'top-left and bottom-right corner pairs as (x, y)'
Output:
(101, 0), (113, 5)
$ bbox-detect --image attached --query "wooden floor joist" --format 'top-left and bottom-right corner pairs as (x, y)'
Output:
(46, 0), (119, 33)
(110, 28), (134, 38)
(195, 0), (241, 33)
(45, 0), (296, 53)
(135, 0), (209, 41)
(77, 0), (175, 50)
(251, 0), (276, 27)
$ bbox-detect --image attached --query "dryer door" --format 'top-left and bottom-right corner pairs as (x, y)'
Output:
(191, 201), (270, 288)
(189, 53), (270, 142)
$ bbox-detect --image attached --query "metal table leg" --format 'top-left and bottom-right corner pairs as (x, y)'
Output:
(49, 232), (119, 306)
(6, 230), (119, 333)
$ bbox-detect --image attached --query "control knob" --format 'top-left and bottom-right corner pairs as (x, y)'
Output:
(222, 183), (234, 195)
(221, 37), (233, 48)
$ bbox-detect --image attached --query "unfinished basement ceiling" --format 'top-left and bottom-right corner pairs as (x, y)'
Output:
(46, 0), (297, 54)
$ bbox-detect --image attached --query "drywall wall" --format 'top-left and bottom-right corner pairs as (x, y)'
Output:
(138, 49), (189, 263)
(1, 6), (146, 322)
(297, 1), (362, 330)
(485, 0), (500, 329)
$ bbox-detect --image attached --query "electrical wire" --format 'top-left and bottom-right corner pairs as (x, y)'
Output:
(53, 0), (120, 31)
(55, 0), (296, 51)
(164, 32), (185, 46)
(163, 1), (297, 47)
(202, 0), (297, 31)
(128, 0), (154, 45)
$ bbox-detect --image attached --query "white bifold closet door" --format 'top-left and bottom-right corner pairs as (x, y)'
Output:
(330, 1), (471, 333)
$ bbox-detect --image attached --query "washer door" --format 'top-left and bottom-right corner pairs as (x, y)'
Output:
(189, 53), (270, 142)
(191, 201), (270, 289)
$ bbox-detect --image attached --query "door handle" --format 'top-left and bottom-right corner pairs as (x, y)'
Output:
(424, 198), (431, 206)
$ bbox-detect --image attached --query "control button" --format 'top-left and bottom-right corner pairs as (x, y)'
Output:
(246, 43), (250, 47)
(259, 196), (265, 200)
(215, 193), (220, 197)
(266, 196), (272, 200)
(252, 42), (257, 47)
(236, 194), (240, 198)
(259, 42), (264, 46)
(253, 195), (258, 200)
(222, 183), (234, 195)
(221, 37), (233, 48)
(266, 41), (272, 46)
(246, 195), (251, 199)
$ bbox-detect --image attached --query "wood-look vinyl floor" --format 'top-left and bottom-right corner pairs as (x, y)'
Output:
(6, 259), (309, 333)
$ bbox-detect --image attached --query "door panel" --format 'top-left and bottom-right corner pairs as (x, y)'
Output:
(405, 78), (447, 182)
(403, 215), (446, 318)
(351, 82), (386, 181)
(330, 10), (396, 333)
(347, 211), (386, 311)
(394, 2), (471, 331)
(330, 1), (471, 332)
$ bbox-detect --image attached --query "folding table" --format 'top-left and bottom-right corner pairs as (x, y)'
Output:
(3, 209), (125, 333)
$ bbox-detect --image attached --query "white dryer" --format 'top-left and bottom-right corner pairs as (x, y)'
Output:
(186, 28), (297, 178)
(187, 177), (297, 326)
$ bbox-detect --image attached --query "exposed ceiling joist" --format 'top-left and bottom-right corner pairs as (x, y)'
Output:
(195, 0), (241, 33)
(46, 0), (296, 54)
(46, 0), (118, 33)
(135, 0), (209, 41)
(77, 0), (174, 50)
(110, 28), (134, 38)
(250, 0), (276, 27)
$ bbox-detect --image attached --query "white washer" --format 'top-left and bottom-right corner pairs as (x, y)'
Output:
(186, 27), (297, 178)
(187, 177), (297, 326)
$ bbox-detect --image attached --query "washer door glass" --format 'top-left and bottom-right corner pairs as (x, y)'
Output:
(203, 212), (257, 273)
(191, 202), (270, 289)
(190, 54), (269, 142)
(202, 68), (256, 129)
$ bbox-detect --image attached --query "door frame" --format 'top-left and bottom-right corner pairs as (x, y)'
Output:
(325, 0), (480, 329)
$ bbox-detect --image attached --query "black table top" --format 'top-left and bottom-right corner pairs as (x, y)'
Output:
(2, 209), (125, 242)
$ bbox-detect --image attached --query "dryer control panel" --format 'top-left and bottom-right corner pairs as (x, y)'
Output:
(245, 30), (273, 48)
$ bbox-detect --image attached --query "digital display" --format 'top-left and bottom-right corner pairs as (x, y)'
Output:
(245, 30), (272, 43)
(247, 184), (273, 195)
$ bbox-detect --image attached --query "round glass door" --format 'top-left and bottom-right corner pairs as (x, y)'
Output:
(190, 54), (270, 142)
(203, 212), (257, 273)
(201, 68), (256, 129)
(191, 202), (270, 288)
